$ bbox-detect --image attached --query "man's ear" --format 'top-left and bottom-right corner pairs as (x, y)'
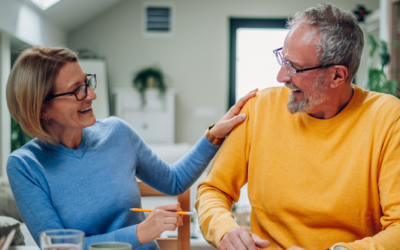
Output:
(39, 103), (48, 120)
(330, 66), (348, 88)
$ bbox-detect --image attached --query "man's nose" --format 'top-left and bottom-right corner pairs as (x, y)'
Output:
(276, 65), (291, 83)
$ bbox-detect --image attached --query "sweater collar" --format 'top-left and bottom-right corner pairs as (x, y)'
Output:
(298, 84), (361, 126)
(42, 128), (90, 159)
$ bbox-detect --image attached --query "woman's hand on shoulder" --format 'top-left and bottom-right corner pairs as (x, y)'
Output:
(136, 203), (183, 244)
(210, 89), (258, 139)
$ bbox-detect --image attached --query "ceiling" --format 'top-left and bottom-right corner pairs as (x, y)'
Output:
(24, 0), (124, 33)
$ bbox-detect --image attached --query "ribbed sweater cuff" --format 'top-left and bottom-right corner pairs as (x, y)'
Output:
(199, 134), (222, 153)
(114, 225), (141, 249)
(213, 217), (239, 247)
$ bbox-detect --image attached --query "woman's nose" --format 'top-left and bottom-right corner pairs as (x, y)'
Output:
(86, 86), (97, 101)
(276, 65), (291, 83)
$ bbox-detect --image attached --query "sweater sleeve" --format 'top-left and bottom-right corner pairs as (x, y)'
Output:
(7, 156), (142, 250)
(195, 102), (253, 248)
(335, 118), (400, 250)
(134, 132), (221, 196)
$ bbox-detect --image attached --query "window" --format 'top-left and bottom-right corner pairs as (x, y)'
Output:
(229, 18), (288, 107)
(228, 18), (288, 210)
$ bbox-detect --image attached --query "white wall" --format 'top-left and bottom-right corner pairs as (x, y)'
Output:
(0, 0), (67, 176)
(0, 34), (11, 178)
(68, 0), (379, 145)
(0, 0), (66, 46)
(379, 0), (388, 41)
(358, 25), (380, 89)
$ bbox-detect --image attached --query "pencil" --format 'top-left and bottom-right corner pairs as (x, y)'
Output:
(130, 208), (194, 215)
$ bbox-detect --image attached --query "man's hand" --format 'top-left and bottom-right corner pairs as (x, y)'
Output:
(210, 89), (258, 139)
(219, 226), (270, 250)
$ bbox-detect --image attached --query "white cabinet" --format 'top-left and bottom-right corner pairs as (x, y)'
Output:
(114, 88), (175, 144)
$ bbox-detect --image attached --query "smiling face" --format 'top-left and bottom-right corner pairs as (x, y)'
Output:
(276, 24), (331, 114)
(44, 62), (97, 137)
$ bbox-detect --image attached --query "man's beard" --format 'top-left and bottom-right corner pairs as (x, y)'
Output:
(286, 74), (328, 114)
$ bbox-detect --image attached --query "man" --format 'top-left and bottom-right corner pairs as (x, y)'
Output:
(196, 4), (400, 250)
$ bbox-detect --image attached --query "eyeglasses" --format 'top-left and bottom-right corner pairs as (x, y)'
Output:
(273, 47), (337, 76)
(47, 74), (97, 101)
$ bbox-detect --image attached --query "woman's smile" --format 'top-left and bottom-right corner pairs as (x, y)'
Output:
(78, 105), (93, 113)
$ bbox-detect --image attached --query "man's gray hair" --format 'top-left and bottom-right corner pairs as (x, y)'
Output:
(287, 4), (364, 82)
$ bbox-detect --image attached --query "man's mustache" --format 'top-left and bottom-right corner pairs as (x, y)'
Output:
(284, 82), (300, 90)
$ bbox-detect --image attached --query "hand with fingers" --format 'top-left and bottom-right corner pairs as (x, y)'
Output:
(136, 203), (183, 244)
(210, 89), (258, 139)
(219, 226), (270, 250)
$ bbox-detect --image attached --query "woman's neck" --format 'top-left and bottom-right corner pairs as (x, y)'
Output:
(48, 123), (83, 150)
(58, 132), (82, 150)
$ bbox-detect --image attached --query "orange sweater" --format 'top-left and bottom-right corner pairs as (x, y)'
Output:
(196, 85), (400, 250)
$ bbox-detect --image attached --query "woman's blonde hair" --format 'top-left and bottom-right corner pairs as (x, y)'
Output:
(6, 46), (78, 144)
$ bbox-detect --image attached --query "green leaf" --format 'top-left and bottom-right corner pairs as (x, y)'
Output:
(368, 68), (386, 92)
(379, 40), (390, 68)
(11, 118), (32, 152)
(387, 79), (398, 96)
(132, 66), (167, 108)
(367, 35), (378, 58)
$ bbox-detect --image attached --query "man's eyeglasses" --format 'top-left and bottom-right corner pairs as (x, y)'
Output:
(47, 74), (97, 101)
(273, 47), (337, 76)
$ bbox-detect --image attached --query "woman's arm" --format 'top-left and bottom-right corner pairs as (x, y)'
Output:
(132, 90), (258, 243)
(135, 89), (258, 195)
(6, 156), (145, 250)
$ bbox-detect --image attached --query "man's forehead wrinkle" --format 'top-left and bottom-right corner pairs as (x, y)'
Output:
(295, 25), (319, 46)
(283, 24), (320, 67)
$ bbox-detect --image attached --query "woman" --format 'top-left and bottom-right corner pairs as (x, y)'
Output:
(6, 47), (256, 250)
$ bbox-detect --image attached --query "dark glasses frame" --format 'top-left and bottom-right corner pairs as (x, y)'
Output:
(273, 47), (338, 75)
(46, 74), (97, 101)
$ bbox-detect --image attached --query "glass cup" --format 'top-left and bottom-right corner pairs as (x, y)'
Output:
(40, 229), (85, 250)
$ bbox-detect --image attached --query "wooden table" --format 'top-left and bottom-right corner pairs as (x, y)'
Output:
(10, 246), (40, 250)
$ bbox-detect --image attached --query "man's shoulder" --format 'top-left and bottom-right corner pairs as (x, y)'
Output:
(357, 87), (400, 117)
(257, 86), (287, 98)
(248, 86), (288, 106)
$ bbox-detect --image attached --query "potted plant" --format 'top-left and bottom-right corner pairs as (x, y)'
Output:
(132, 66), (167, 107)
(365, 34), (398, 96)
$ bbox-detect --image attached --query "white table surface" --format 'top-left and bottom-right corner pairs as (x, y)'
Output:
(190, 236), (212, 247)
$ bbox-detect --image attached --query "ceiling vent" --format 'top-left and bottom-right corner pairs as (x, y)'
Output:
(142, 3), (174, 38)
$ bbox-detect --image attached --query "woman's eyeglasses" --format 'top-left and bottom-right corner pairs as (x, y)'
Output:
(46, 74), (97, 101)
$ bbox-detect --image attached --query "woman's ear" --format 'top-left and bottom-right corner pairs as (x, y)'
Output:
(330, 66), (349, 89)
(40, 103), (48, 120)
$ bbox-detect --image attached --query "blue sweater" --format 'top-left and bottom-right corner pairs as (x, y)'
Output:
(7, 117), (220, 250)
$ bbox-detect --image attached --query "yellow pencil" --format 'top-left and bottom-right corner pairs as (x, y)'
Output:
(130, 208), (194, 215)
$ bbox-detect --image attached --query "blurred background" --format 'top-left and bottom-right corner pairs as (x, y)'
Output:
(0, 0), (392, 248)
